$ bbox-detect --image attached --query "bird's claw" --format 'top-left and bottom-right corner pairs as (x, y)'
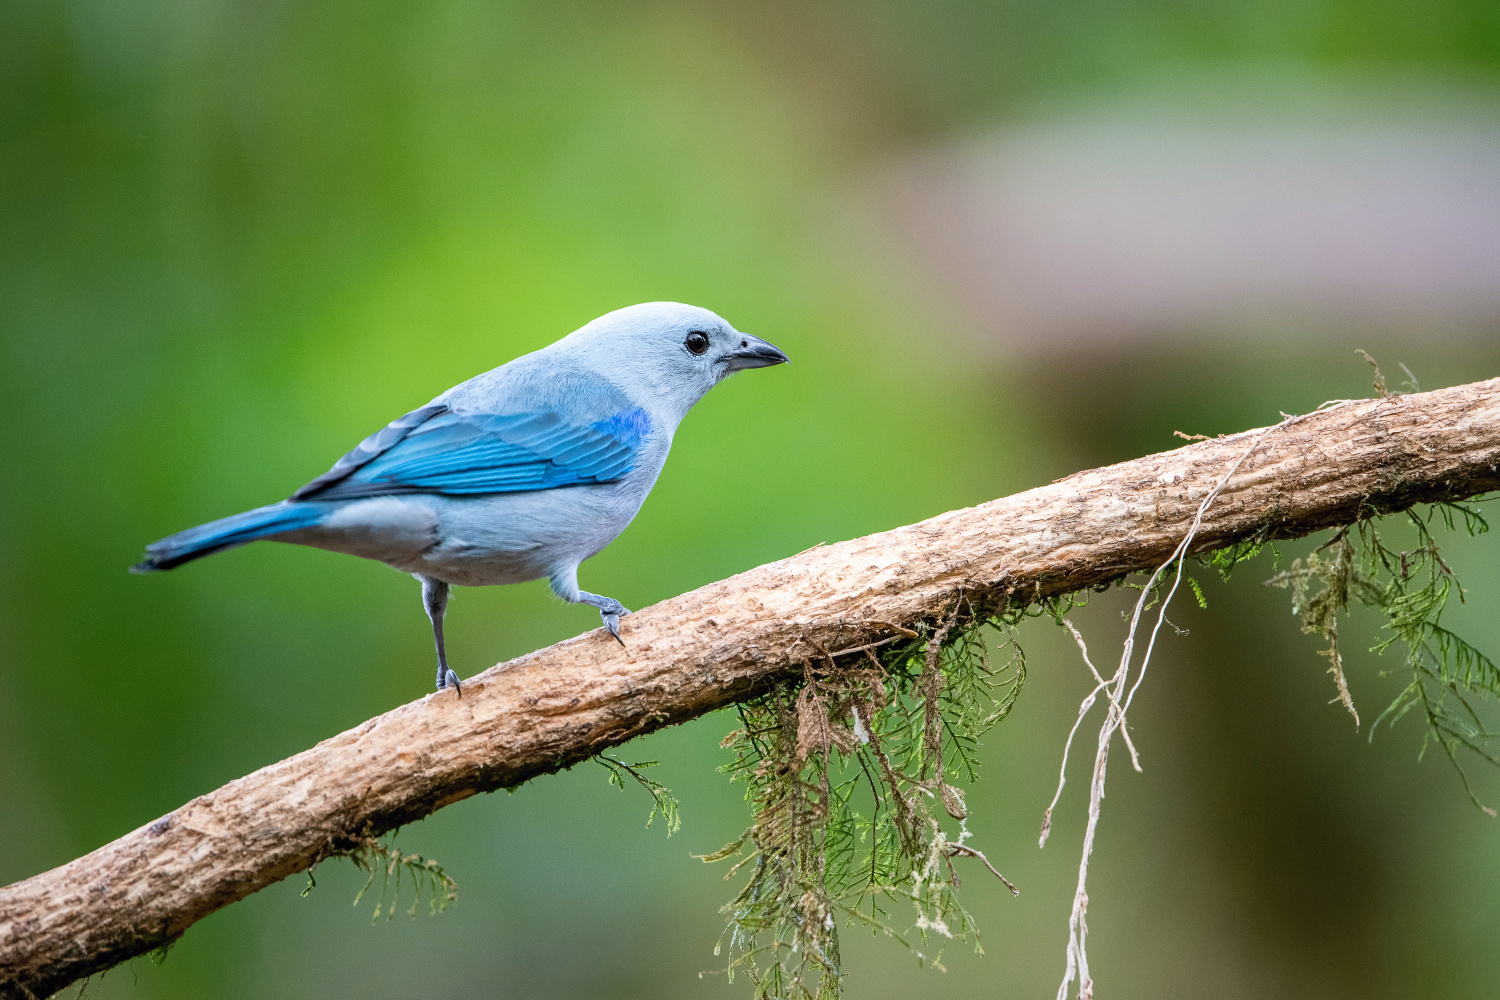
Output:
(600, 602), (631, 646)
(438, 667), (462, 697)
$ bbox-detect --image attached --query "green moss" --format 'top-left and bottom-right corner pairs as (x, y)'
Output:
(597, 754), (683, 835)
(350, 836), (458, 922)
(302, 831), (459, 922)
(1267, 500), (1500, 814)
(703, 597), (1029, 998)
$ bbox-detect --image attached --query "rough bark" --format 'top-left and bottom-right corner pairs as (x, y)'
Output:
(5, 379), (1500, 997)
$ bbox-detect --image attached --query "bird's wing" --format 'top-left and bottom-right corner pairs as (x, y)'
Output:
(291, 403), (449, 499)
(290, 403), (652, 501)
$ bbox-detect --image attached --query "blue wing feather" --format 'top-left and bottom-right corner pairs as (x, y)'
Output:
(293, 403), (651, 501)
(290, 402), (449, 499)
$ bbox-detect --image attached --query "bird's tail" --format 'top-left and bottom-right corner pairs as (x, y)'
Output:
(131, 501), (328, 572)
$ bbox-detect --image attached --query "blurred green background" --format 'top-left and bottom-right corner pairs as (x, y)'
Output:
(4, 2), (1500, 997)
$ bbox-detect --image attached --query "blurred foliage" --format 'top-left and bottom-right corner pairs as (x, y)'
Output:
(3, 2), (1500, 999)
(861, 0), (1500, 122)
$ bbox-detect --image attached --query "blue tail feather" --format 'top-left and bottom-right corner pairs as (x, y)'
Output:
(132, 501), (328, 572)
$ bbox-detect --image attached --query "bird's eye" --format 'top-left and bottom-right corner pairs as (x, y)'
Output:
(684, 331), (710, 356)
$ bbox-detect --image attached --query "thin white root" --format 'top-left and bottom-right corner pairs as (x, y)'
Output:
(1039, 675), (1110, 849)
(1040, 619), (1142, 850)
(1053, 411), (1305, 1000)
(1065, 619), (1141, 772)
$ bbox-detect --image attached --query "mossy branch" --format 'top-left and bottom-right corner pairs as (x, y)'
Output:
(4, 378), (1500, 999)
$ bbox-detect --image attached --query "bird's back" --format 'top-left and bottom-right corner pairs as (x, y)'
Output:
(439, 345), (635, 423)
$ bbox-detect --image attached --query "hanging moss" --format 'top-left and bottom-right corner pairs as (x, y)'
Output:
(701, 595), (1035, 999)
(302, 827), (458, 922)
(1266, 501), (1499, 814)
(693, 496), (1496, 1000)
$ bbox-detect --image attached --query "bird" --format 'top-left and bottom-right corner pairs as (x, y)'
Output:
(132, 302), (789, 695)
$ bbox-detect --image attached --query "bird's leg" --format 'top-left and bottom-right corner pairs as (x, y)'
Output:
(576, 590), (632, 646)
(548, 566), (630, 645)
(420, 575), (460, 695)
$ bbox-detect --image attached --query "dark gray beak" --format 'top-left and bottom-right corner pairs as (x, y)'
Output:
(723, 333), (790, 372)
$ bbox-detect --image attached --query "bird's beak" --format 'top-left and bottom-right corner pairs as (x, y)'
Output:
(723, 334), (790, 372)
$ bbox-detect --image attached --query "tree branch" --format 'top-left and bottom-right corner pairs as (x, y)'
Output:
(5, 379), (1500, 997)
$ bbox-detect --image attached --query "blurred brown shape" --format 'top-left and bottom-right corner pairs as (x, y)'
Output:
(887, 83), (1500, 353)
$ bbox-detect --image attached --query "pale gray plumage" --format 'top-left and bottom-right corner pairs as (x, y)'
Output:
(133, 302), (788, 694)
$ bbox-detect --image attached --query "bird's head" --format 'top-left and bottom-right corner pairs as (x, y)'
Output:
(566, 302), (789, 417)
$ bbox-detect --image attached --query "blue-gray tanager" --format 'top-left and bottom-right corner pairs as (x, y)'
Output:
(133, 302), (788, 694)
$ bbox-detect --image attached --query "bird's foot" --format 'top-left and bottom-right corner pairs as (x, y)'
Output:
(598, 600), (631, 646)
(437, 667), (462, 697)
